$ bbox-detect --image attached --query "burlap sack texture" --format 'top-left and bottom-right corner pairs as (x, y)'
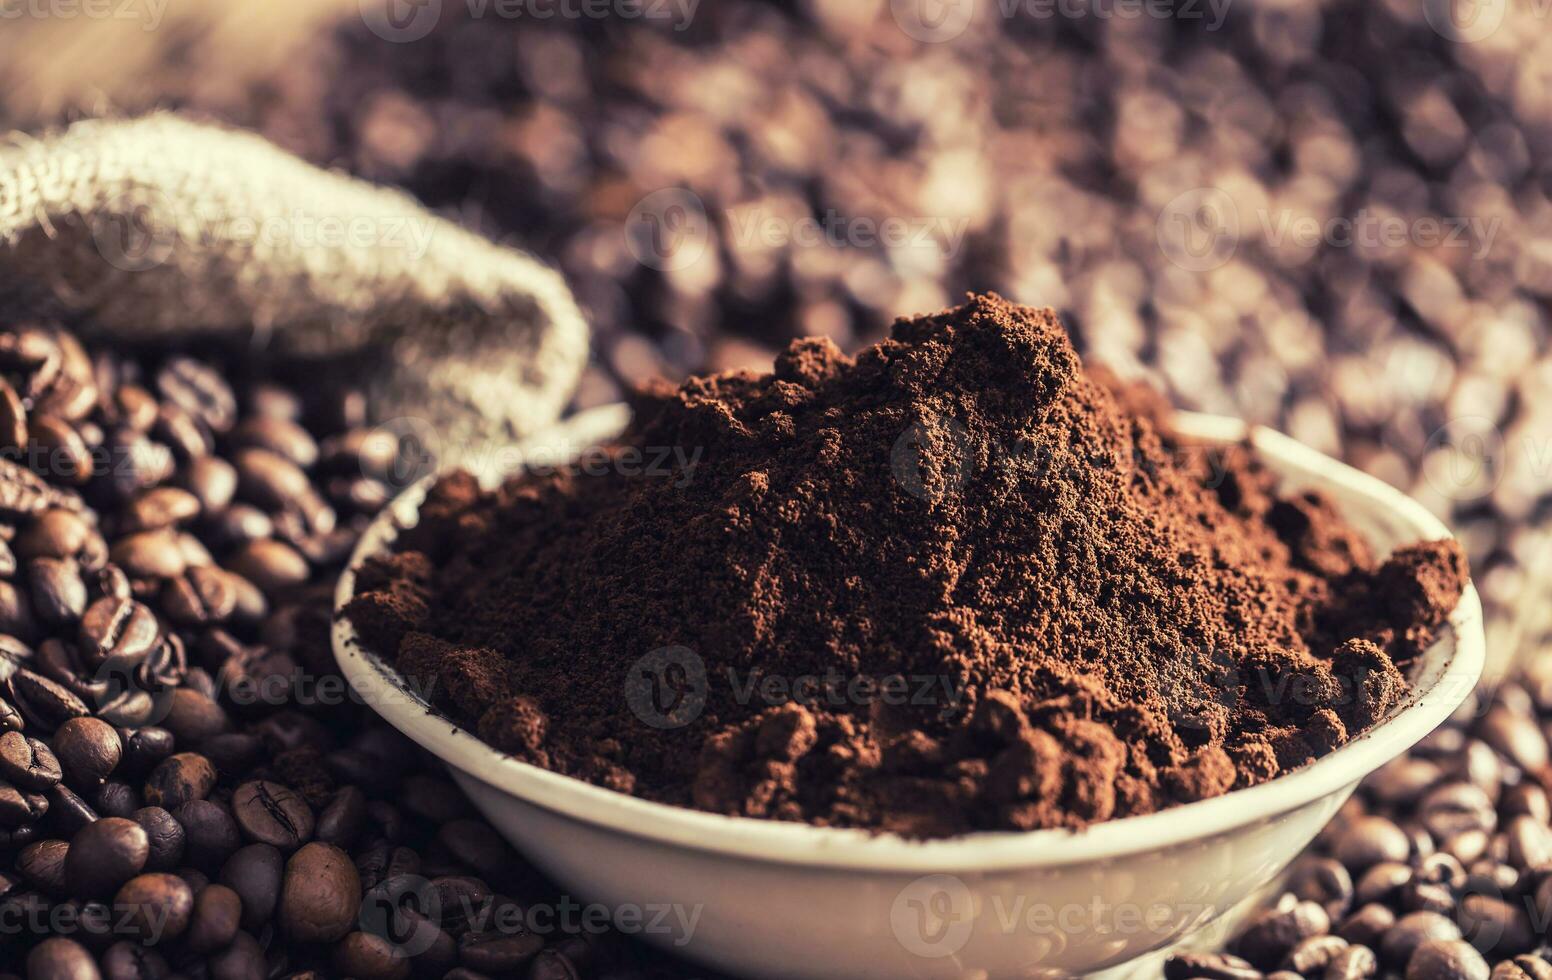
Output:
(0, 113), (589, 465)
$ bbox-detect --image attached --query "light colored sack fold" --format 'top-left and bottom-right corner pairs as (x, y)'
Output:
(0, 113), (589, 462)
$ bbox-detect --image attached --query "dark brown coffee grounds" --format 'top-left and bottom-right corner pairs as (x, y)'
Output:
(345, 295), (1468, 837)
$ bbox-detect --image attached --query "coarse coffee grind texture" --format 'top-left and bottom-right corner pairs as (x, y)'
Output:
(346, 295), (1468, 837)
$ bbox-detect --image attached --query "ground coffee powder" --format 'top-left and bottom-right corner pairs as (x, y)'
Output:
(345, 295), (1468, 837)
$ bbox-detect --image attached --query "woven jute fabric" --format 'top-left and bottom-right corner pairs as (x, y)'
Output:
(0, 113), (588, 459)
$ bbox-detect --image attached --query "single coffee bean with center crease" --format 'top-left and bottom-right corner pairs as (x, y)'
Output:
(63, 816), (149, 897)
(220, 842), (284, 931)
(17, 838), (70, 895)
(279, 842), (360, 943)
(1419, 783), (1497, 840)
(143, 752), (216, 810)
(185, 883), (244, 954)
(52, 717), (121, 788)
(26, 937), (99, 980)
(8, 667), (89, 731)
(132, 806), (185, 871)
(174, 799), (242, 873)
(231, 780), (315, 851)
(113, 872), (193, 943)
(160, 566), (238, 626)
(77, 598), (159, 669)
(1493, 956), (1552, 980)
(157, 358), (237, 435)
(0, 778), (48, 827)
(94, 780), (139, 818)
(0, 730), (61, 788)
(1408, 938), (1490, 980)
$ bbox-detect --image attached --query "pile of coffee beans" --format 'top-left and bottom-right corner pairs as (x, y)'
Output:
(0, 325), (702, 980)
(1167, 658), (1552, 980)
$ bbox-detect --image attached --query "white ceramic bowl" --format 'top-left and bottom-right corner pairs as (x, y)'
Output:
(332, 406), (1484, 980)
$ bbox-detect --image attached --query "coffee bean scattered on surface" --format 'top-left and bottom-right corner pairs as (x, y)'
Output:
(0, 322), (707, 979)
(347, 295), (1468, 836)
(1169, 661), (1552, 980)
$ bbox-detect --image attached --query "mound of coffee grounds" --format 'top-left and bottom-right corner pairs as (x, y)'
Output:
(346, 295), (1468, 837)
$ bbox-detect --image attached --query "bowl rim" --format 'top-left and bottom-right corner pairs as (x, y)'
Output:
(332, 405), (1485, 874)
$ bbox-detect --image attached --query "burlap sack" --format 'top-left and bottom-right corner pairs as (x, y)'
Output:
(0, 113), (589, 462)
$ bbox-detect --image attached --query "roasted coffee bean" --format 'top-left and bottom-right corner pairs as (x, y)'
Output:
(160, 689), (228, 744)
(234, 417), (318, 469)
(207, 929), (266, 980)
(0, 378), (28, 453)
(181, 456), (237, 513)
(63, 817), (149, 897)
(9, 667), (89, 731)
(234, 449), (311, 511)
(458, 932), (547, 974)
(0, 634), (31, 684)
(124, 487), (201, 532)
(16, 510), (90, 561)
(143, 752), (216, 809)
(113, 873), (193, 943)
(118, 727), (173, 778)
(1458, 894), (1535, 956)
(160, 566), (237, 626)
(28, 558), (86, 625)
(175, 799), (242, 872)
(232, 780), (314, 851)
(1288, 856), (1355, 919)
(314, 785), (365, 848)
(1402, 881), (1456, 915)
(1493, 956), (1552, 980)
(1384, 911), (1464, 967)
(132, 806), (184, 871)
(0, 730), (61, 788)
(157, 359), (236, 435)
(333, 931), (412, 980)
(279, 842), (360, 942)
(199, 734), (263, 777)
(109, 531), (185, 581)
(220, 842), (283, 930)
(17, 838), (70, 895)
(99, 941), (168, 980)
(0, 777), (48, 827)
(0, 582), (38, 643)
(1420, 784), (1497, 840)
(29, 418), (94, 486)
(1409, 938), (1491, 980)
(185, 883), (244, 953)
(93, 781), (139, 819)
(77, 597), (159, 668)
(226, 539), (309, 593)
(430, 875), (493, 936)
(1339, 903), (1397, 950)
(51, 717), (121, 787)
(0, 698), (20, 734)
(46, 783), (99, 837)
(1478, 707), (1548, 772)
(1325, 943), (1379, 980)
(26, 937), (99, 980)
(1354, 861), (1412, 905)
(1167, 950), (1266, 980)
